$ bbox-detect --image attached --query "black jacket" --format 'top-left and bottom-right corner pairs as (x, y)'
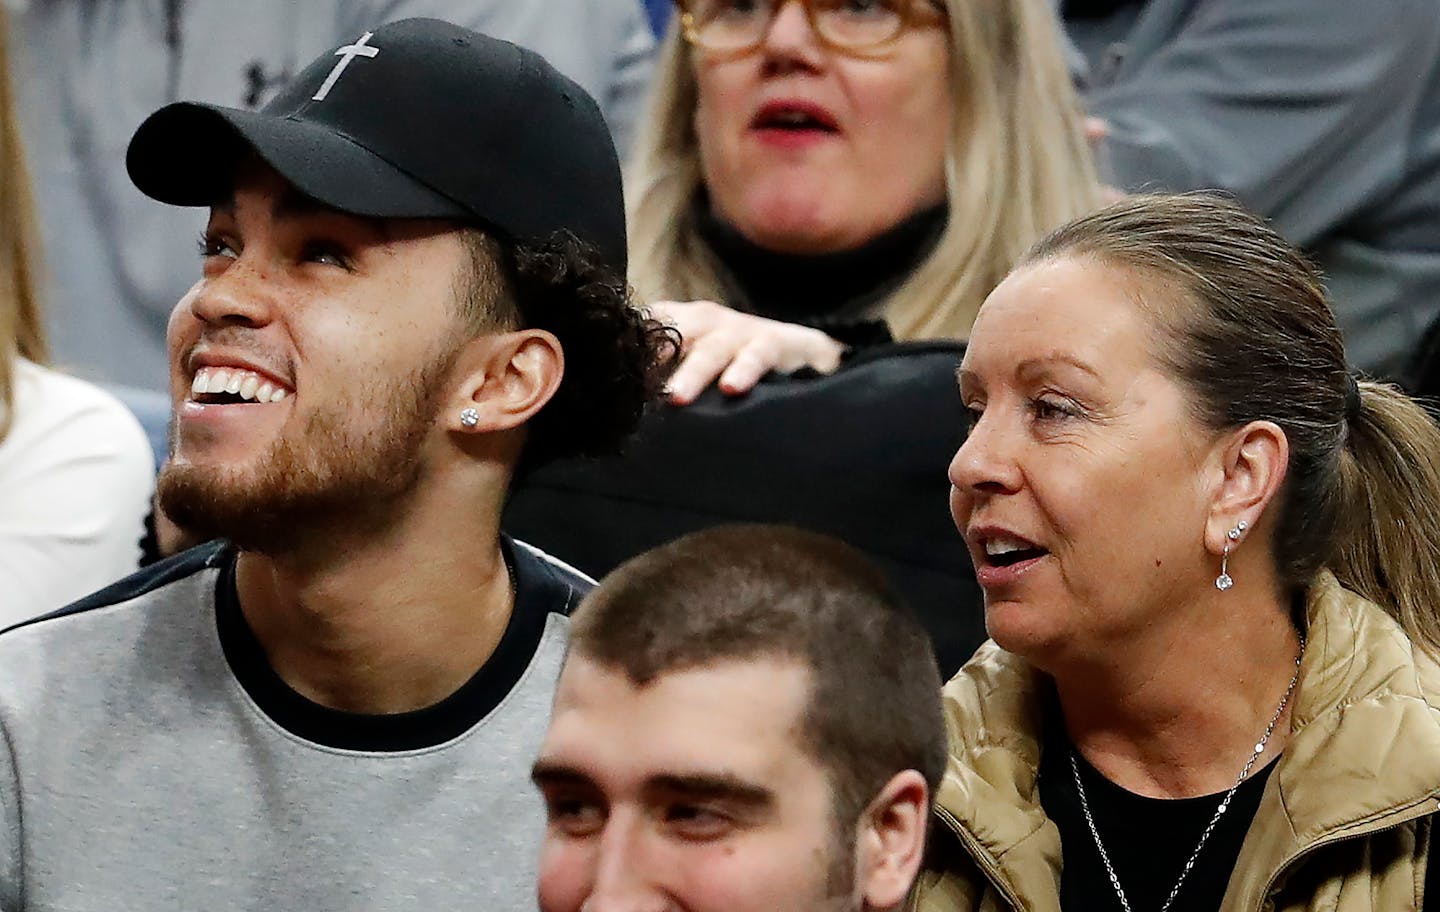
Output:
(503, 340), (985, 676)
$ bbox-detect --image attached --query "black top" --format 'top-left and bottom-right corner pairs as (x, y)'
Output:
(1039, 726), (1274, 912)
(1062, 0), (1145, 20)
(1040, 724), (1440, 908)
(694, 199), (948, 343)
(503, 340), (986, 677)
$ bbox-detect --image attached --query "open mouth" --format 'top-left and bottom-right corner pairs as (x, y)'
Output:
(189, 366), (291, 405)
(752, 104), (840, 135)
(981, 535), (1049, 568)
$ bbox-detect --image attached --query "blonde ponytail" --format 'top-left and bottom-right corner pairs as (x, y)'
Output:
(1331, 382), (1440, 651)
(0, 6), (48, 442)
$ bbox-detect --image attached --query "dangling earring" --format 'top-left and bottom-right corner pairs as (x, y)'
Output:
(459, 407), (480, 428)
(1215, 520), (1248, 591)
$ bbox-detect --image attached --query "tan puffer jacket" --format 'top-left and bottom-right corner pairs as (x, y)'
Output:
(911, 572), (1440, 911)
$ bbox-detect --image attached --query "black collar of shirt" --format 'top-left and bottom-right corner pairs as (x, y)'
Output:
(694, 198), (949, 324)
(214, 535), (582, 752)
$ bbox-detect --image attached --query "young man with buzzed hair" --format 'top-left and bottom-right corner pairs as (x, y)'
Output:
(0, 19), (674, 909)
(531, 524), (948, 912)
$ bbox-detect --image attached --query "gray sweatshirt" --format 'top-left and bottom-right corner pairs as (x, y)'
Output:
(0, 538), (589, 910)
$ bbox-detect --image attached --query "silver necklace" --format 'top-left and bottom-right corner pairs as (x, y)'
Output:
(1068, 636), (1304, 912)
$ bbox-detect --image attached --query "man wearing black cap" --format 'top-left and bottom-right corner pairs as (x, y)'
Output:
(0, 19), (674, 909)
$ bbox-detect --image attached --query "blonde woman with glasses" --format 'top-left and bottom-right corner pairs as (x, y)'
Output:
(0, 8), (153, 626)
(629, 0), (1101, 401)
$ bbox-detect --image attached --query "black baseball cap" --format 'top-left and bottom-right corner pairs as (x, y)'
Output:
(127, 17), (627, 273)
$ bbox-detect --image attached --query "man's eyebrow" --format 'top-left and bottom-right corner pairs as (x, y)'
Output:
(274, 186), (398, 242)
(206, 189), (330, 222)
(645, 773), (775, 806)
(202, 191), (339, 224)
(530, 760), (594, 789)
(272, 185), (340, 221)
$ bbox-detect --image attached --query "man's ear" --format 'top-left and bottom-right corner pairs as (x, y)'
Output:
(1204, 420), (1289, 553)
(446, 329), (564, 434)
(855, 770), (930, 911)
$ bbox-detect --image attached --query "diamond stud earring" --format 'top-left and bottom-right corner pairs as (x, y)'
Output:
(459, 407), (480, 428)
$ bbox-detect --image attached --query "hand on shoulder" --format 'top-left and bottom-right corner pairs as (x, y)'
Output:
(652, 299), (845, 405)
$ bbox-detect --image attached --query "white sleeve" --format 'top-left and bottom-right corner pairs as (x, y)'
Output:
(0, 365), (155, 627)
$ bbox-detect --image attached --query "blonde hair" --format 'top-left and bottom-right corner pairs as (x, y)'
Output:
(1026, 192), (1440, 653)
(0, 6), (48, 442)
(626, 0), (1102, 340)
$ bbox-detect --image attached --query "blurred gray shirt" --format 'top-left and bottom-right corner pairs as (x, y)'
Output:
(1064, 0), (1440, 379)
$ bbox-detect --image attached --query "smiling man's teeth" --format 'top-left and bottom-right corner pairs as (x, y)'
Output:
(191, 366), (289, 403)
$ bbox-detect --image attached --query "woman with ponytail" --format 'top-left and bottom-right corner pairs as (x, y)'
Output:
(920, 192), (1440, 911)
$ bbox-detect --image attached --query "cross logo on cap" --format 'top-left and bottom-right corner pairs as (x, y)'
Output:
(312, 32), (380, 102)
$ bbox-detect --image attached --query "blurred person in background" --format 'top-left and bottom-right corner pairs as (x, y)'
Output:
(917, 193), (1440, 911)
(1062, 0), (1440, 381)
(632, 0), (1100, 398)
(0, 6), (152, 627)
(642, 0), (673, 34)
(506, 0), (1103, 676)
(10, 0), (657, 391)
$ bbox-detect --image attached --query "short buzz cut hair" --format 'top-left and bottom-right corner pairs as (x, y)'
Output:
(567, 524), (948, 828)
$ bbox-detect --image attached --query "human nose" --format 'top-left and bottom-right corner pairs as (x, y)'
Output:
(580, 816), (671, 912)
(759, 0), (823, 64)
(185, 254), (277, 330)
(948, 407), (1023, 498)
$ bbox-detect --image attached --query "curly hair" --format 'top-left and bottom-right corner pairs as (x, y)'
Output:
(455, 228), (679, 472)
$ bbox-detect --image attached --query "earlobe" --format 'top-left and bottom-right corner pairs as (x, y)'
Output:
(857, 770), (931, 911)
(450, 329), (564, 434)
(1205, 420), (1289, 552)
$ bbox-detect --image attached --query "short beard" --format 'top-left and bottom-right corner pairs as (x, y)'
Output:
(158, 343), (459, 554)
